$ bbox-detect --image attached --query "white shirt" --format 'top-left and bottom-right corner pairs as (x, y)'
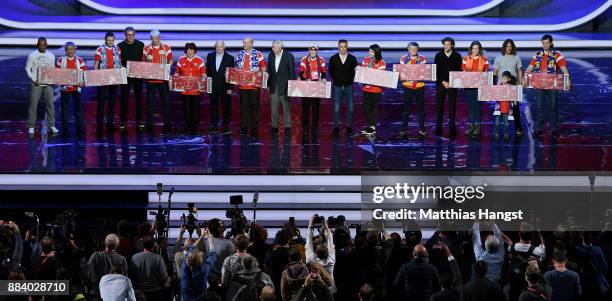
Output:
(215, 52), (224, 71)
(25, 50), (55, 85)
(339, 53), (347, 64)
(99, 274), (136, 301)
(275, 50), (283, 72)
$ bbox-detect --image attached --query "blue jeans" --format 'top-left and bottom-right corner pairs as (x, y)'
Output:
(535, 89), (558, 132)
(333, 85), (354, 128)
(466, 88), (481, 123)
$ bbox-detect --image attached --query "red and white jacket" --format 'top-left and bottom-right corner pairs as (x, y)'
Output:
(142, 43), (173, 83)
(175, 55), (206, 95)
(56, 56), (86, 92)
(361, 57), (386, 94)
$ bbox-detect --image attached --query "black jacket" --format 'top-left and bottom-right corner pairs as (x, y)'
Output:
(328, 53), (358, 87)
(393, 258), (441, 301)
(462, 277), (505, 301)
(205, 51), (235, 93)
(434, 50), (463, 85)
(267, 50), (296, 95)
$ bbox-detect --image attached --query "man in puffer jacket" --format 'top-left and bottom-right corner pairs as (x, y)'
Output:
(281, 249), (309, 301)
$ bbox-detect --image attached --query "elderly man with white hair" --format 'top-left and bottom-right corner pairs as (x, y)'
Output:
(471, 221), (505, 283)
(206, 40), (235, 134)
(267, 40), (296, 134)
(87, 233), (129, 299)
(142, 29), (173, 133)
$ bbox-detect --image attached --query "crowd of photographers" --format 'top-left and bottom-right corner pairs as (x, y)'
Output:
(1, 214), (611, 301)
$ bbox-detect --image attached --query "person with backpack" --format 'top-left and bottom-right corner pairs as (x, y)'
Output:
(181, 228), (218, 301)
(225, 254), (274, 301)
(86, 234), (128, 300)
(502, 224), (546, 301)
(519, 263), (552, 301)
(281, 248), (309, 301)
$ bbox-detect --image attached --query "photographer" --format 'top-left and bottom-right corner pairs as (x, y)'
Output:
(294, 263), (335, 301)
(201, 218), (235, 286)
(31, 236), (61, 280)
(0, 221), (23, 280)
(181, 227), (217, 300)
(306, 215), (336, 278)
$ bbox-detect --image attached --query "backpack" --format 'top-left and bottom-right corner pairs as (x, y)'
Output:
(508, 244), (537, 301)
(230, 271), (266, 301)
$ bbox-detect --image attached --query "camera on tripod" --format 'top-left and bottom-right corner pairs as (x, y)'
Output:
(312, 214), (325, 228)
(182, 202), (205, 235)
(327, 215), (346, 228)
(226, 195), (248, 237)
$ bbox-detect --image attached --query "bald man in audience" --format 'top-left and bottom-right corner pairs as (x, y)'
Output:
(260, 285), (275, 301)
(393, 244), (441, 301)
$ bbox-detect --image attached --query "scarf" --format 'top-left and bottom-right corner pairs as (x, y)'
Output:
(400, 54), (422, 65)
(305, 56), (323, 80)
(99, 45), (121, 69)
(59, 56), (85, 92)
(533, 48), (559, 74)
(237, 49), (260, 71)
(60, 56), (85, 70)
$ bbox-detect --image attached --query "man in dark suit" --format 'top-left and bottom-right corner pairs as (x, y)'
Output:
(206, 40), (235, 134)
(267, 40), (296, 133)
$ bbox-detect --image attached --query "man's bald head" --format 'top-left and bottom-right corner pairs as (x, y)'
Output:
(260, 285), (274, 301)
(413, 244), (428, 259)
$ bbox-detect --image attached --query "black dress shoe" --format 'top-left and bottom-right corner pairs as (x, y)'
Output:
(271, 127), (279, 134)
(284, 127), (291, 135)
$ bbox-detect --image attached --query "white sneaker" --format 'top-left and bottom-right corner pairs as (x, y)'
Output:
(28, 127), (35, 135)
(49, 127), (59, 134)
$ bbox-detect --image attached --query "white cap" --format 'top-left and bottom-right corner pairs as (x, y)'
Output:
(309, 42), (319, 50)
(150, 30), (161, 37)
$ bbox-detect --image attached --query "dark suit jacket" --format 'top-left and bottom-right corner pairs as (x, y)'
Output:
(205, 52), (235, 93)
(267, 50), (295, 95)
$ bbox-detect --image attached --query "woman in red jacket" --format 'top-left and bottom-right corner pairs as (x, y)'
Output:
(175, 43), (206, 135)
(463, 41), (489, 136)
(361, 44), (386, 136)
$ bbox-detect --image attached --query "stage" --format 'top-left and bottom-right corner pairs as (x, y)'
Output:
(0, 49), (611, 174)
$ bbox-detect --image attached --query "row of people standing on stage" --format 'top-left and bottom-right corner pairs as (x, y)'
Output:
(25, 30), (570, 139)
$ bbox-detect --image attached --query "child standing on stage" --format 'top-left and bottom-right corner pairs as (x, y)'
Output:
(493, 71), (517, 140)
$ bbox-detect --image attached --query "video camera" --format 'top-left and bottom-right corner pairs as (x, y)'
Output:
(182, 202), (206, 235)
(327, 215), (346, 228)
(226, 195), (248, 238)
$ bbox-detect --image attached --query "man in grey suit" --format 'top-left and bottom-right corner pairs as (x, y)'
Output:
(267, 40), (296, 134)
